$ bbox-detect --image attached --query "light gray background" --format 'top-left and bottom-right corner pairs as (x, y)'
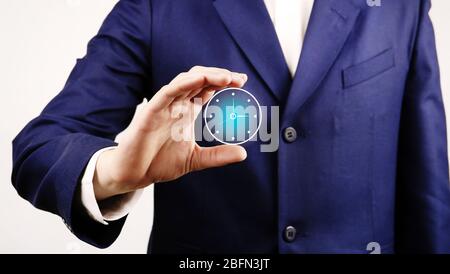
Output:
(0, 0), (449, 253)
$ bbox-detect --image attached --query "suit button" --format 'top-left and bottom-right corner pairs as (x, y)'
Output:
(284, 226), (297, 242)
(283, 127), (297, 143)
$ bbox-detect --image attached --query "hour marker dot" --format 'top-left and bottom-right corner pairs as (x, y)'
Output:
(216, 99), (220, 102)
(210, 114), (213, 118)
(247, 131), (251, 134)
(254, 114), (257, 118)
(247, 99), (251, 102)
(215, 130), (219, 134)
(232, 92), (235, 96)
(231, 137), (235, 140)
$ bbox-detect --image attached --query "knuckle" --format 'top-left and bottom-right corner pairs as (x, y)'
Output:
(190, 65), (203, 72)
(159, 84), (170, 95)
(218, 68), (232, 74)
(188, 71), (202, 78)
(219, 72), (233, 84)
(174, 72), (187, 81)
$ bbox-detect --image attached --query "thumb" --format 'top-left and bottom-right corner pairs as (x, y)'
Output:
(191, 145), (247, 171)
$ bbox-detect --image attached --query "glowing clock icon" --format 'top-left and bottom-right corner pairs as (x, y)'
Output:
(204, 88), (262, 145)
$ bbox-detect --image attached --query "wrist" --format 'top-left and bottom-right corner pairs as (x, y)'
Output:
(93, 149), (122, 201)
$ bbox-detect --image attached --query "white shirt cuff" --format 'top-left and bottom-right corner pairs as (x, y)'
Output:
(80, 147), (143, 225)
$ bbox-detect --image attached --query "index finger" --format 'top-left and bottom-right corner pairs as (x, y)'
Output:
(150, 69), (246, 109)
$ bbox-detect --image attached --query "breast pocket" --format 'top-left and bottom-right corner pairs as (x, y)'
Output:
(342, 48), (396, 89)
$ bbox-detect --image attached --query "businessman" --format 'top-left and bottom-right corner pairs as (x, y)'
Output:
(12, 0), (450, 253)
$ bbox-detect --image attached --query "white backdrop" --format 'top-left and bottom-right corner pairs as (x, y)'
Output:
(0, 0), (449, 254)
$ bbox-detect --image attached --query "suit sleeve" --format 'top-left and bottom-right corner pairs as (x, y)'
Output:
(396, 0), (450, 253)
(11, 0), (152, 248)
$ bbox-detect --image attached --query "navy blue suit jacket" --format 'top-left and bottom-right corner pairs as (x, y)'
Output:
(12, 0), (450, 253)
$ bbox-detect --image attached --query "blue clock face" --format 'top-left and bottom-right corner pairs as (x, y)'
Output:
(204, 88), (262, 145)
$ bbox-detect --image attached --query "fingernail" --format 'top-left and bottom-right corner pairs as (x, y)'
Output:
(235, 146), (247, 161)
(239, 73), (248, 81)
(232, 73), (244, 83)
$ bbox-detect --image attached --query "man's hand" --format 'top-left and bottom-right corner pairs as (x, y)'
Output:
(93, 66), (248, 201)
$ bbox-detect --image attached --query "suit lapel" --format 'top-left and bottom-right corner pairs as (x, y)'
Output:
(284, 0), (361, 120)
(213, 0), (292, 102)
